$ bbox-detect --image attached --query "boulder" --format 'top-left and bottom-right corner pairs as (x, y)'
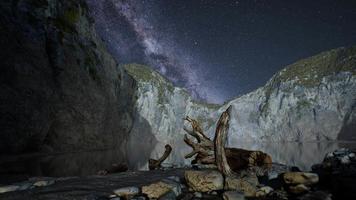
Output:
(142, 181), (179, 199)
(160, 178), (182, 196)
(224, 173), (259, 197)
(158, 191), (176, 200)
(283, 172), (319, 186)
(312, 148), (356, 199)
(184, 170), (224, 192)
(289, 184), (310, 194)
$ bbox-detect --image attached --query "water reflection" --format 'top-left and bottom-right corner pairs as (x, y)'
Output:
(0, 149), (126, 184)
(0, 141), (355, 184)
(228, 139), (356, 170)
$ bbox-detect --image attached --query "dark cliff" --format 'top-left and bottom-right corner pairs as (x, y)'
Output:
(0, 0), (137, 154)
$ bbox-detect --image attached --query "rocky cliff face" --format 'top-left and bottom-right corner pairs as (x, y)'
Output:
(0, 0), (137, 154)
(124, 47), (356, 169)
(123, 64), (220, 169)
(224, 47), (356, 143)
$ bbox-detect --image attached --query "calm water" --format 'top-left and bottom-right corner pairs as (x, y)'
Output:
(227, 140), (356, 170)
(0, 141), (355, 184)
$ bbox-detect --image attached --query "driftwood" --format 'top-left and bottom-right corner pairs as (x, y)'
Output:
(183, 116), (215, 164)
(184, 106), (272, 175)
(149, 144), (172, 170)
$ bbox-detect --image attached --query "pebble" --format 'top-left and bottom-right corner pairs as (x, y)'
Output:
(194, 192), (202, 198)
(33, 180), (55, 187)
(131, 196), (146, 200)
(256, 186), (274, 197)
(223, 191), (245, 200)
(113, 186), (139, 198)
(340, 155), (351, 164)
(326, 152), (334, 158)
(0, 185), (20, 194)
(110, 197), (121, 200)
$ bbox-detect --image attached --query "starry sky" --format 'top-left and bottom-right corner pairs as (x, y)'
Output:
(86, 0), (356, 104)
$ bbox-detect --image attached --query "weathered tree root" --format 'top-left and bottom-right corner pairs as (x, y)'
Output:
(183, 116), (214, 164)
(184, 106), (272, 175)
(149, 144), (172, 170)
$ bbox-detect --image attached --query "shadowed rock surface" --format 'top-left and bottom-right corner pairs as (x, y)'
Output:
(0, 0), (141, 154)
(0, 169), (185, 200)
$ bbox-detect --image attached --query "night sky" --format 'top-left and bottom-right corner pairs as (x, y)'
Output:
(87, 0), (356, 104)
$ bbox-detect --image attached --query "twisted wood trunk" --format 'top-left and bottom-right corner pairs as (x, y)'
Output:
(214, 106), (238, 176)
(184, 106), (272, 175)
(149, 144), (172, 170)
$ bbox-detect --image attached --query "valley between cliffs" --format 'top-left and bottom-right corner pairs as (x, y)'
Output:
(124, 47), (356, 169)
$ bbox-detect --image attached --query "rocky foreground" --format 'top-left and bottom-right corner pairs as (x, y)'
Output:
(0, 148), (355, 200)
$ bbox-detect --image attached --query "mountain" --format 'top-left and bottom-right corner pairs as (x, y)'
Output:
(224, 47), (356, 142)
(124, 47), (356, 169)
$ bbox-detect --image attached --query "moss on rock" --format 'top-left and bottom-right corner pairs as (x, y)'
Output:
(274, 46), (356, 88)
(260, 46), (356, 116)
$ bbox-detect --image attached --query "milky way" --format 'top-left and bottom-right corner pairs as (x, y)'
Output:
(86, 0), (356, 104)
(86, 0), (218, 102)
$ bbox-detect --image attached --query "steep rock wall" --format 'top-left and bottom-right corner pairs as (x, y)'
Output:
(125, 47), (356, 168)
(225, 47), (356, 142)
(0, 0), (137, 154)
(124, 64), (220, 169)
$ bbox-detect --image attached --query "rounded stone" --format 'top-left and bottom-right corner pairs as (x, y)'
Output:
(283, 172), (319, 186)
(184, 170), (224, 192)
(223, 191), (246, 200)
(113, 186), (139, 198)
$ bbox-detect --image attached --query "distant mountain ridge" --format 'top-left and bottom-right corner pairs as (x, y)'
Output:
(223, 46), (356, 142)
(124, 46), (356, 168)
